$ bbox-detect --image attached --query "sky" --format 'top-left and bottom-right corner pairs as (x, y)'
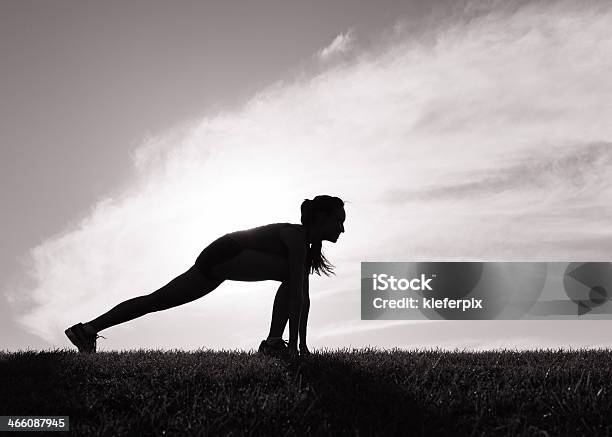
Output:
(1, 0), (611, 352)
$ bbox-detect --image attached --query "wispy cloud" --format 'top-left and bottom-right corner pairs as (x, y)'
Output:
(317, 29), (354, 61)
(6, 0), (612, 350)
(385, 142), (612, 201)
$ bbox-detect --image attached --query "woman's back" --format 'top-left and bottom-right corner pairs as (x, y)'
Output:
(226, 223), (302, 257)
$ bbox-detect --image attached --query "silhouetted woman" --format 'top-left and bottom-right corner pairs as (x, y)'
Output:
(65, 195), (345, 357)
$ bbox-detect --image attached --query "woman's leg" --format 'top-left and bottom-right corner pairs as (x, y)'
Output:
(85, 265), (222, 333)
(86, 248), (289, 333)
(82, 245), (289, 335)
(267, 280), (309, 342)
(267, 282), (290, 339)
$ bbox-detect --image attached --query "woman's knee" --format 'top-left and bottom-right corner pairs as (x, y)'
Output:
(276, 281), (289, 294)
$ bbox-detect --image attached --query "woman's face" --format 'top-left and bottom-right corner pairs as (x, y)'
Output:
(316, 207), (346, 243)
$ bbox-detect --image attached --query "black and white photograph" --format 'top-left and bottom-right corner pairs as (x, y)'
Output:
(1, 0), (611, 435)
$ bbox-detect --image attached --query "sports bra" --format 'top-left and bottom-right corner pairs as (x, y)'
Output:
(225, 223), (305, 258)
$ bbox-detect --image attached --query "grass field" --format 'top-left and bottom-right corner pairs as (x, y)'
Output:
(1, 348), (610, 436)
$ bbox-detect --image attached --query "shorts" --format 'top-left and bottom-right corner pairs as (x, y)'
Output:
(195, 234), (243, 281)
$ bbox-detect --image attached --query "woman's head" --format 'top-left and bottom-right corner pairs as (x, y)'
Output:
(300, 195), (346, 276)
(301, 195), (345, 242)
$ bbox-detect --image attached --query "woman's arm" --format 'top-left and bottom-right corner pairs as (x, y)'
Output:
(299, 273), (310, 353)
(280, 227), (307, 351)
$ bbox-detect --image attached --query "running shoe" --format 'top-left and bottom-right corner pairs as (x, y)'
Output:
(258, 338), (290, 358)
(64, 323), (105, 353)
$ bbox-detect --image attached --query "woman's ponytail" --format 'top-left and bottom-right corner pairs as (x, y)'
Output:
(300, 199), (314, 227)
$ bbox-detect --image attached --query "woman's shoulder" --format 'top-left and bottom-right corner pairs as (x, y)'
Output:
(279, 222), (305, 233)
(228, 222), (302, 239)
(247, 222), (302, 232)
(279, 223), (307, 245)
(231, 222), (296, 232)
(280, 222), (303, 230)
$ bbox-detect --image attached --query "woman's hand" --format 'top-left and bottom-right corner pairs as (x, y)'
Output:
(299, 343), (310, 357)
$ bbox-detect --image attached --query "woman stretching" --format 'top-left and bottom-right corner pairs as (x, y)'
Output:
(65, 195), (345, 358)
